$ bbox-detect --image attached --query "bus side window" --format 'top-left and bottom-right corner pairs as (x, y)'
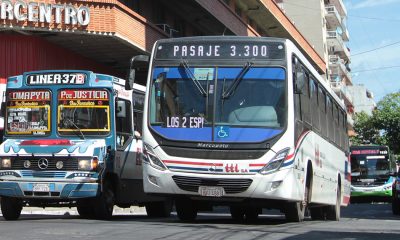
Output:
(115, 98), (132, 147)
(318, 87), (327, 138)
(133, 91), (145, 135)
(300, 68), (311, 126)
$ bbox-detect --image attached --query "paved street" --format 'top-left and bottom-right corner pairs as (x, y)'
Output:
(0, 203), (399, 240)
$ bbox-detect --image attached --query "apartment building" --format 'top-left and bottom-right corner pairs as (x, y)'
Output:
(275, 0), (354, 134)
(347, 85), (376, 116)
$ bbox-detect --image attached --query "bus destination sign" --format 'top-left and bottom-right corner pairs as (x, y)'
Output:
(351, 149), (381, 155)
(27, 73), (86, 85)
(155, 41), (285, 60)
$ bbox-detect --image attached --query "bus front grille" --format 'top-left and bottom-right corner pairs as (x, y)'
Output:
(172, 176), (253, 194)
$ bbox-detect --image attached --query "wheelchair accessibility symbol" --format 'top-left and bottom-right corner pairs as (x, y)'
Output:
(216, 126), (229, 138)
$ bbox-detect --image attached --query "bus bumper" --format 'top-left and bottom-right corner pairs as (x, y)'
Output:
(0, 181), (99, 199)
(143, 164), (303, 202)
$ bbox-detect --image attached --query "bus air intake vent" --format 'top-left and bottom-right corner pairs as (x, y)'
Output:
(172, 176), (253, 194)
(162, 146), (266, 160)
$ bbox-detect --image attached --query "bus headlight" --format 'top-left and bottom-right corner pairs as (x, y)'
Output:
(1, 158), (11, 168)
(78, 158), (98, 171)
(259, 148), (290, 175)
(143, 143), (167, 171)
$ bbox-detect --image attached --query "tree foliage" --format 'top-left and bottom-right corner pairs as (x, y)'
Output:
(351, 92), (400, 154)
(373, 92), (400, 154)
(350, 111), (381, 145)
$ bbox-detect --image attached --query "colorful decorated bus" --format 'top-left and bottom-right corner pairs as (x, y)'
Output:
(131, 36), (351, 222)
(0, 70), (171, 220)
(350, 145), (397, 203)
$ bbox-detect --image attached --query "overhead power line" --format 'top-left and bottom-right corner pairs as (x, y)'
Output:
(348, 15), (400, 22)
(352, 41), (400, 56)
(352, 65), (400, 73)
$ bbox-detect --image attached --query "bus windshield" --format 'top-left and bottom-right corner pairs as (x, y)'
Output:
(149, 65), (286, 142)
(57, 89), (110, 136)
(6, 90), (51, 136)
(351, 155), (391, 179)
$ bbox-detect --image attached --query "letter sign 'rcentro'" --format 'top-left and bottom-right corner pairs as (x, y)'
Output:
(0, 0), (90, 26)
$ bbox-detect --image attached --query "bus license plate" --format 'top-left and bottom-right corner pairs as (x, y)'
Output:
(33, 183), (50, 192)
(198, 186), (225, 197)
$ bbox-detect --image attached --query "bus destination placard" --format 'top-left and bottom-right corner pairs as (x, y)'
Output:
(155, 41), (285, 60)
(351, 149), (380, 155)
(27, 73), (86, 85)
(59, 89), (109, 106)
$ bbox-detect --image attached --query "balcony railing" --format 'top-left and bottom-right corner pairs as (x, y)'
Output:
(328, 0), (347, 17)
(325, 5), (341, 28)
(327, 30), (344, 44)
(329, 81), (353, 106)
(327, 31), (350, 62)
(328, 55), (352, 85)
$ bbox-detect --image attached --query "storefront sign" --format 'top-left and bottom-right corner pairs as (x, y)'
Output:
(0, 0), (90, 26)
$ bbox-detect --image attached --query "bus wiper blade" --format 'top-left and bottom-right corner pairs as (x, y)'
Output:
(180, 60), (207, 96)
(222, 61), (253, 99)
(64, 118), (85, 140)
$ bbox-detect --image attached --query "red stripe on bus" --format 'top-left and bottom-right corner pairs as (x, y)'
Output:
(343, 196), (350, 205)
(20, 139), (73, 146)
(249, 163), (266, 167)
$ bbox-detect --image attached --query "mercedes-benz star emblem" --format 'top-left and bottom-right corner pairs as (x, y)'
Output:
(38, 158), (49, 170)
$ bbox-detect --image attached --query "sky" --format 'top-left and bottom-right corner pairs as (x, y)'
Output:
(345, 0), (400, 102)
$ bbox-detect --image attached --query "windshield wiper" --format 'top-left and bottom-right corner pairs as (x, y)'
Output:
(63, 118), (85, 140)
(180, 60), (207, 96)
(222, 61), (253, 99)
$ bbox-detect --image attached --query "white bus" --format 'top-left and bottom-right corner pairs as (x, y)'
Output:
(131, 36), (351, 222)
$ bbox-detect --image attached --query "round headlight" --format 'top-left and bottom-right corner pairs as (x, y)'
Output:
(23, 160), (31, 168)
(56, 161), (64, 169)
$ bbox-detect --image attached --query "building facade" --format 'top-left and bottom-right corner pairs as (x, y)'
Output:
(275, 0), (354, 134)
(346, 85), (376, 116)
(0, 0), (327, 85)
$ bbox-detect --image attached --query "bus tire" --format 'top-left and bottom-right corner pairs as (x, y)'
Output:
(230, 206), (245, 221)
(145, 200), (172, 218)
(326, 184), (341, 221)
(175, 197), (197, 222)
(94, 181), (115, 220)
(1, 197), (23, 221)
(284, 201), (305, 222)
(77, 198), (96, 219)
(392, 192), (400, 215)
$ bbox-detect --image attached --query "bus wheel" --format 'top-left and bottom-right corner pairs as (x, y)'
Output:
(94, 181), (115, 220)
(326, 184), (341, 221)
(175, 197), (197, 222)
(392, 191), (400, 215)
(230, 206), (245, 221)
(310, 207), (325, 220)
(145, 200), (172, 218)
(77, 199), (96, 219)
(1, 197), (23, 221)
(284, 201), (305, 222)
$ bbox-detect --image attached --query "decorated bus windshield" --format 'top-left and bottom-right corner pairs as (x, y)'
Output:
(351, 148), (391, 180)
(58, 89), (110, 136)
(149, 66), (286, 142)
(6, 90), (51, 136)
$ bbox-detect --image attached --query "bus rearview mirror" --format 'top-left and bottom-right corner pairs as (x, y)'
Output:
(127, 55), (150, 90)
